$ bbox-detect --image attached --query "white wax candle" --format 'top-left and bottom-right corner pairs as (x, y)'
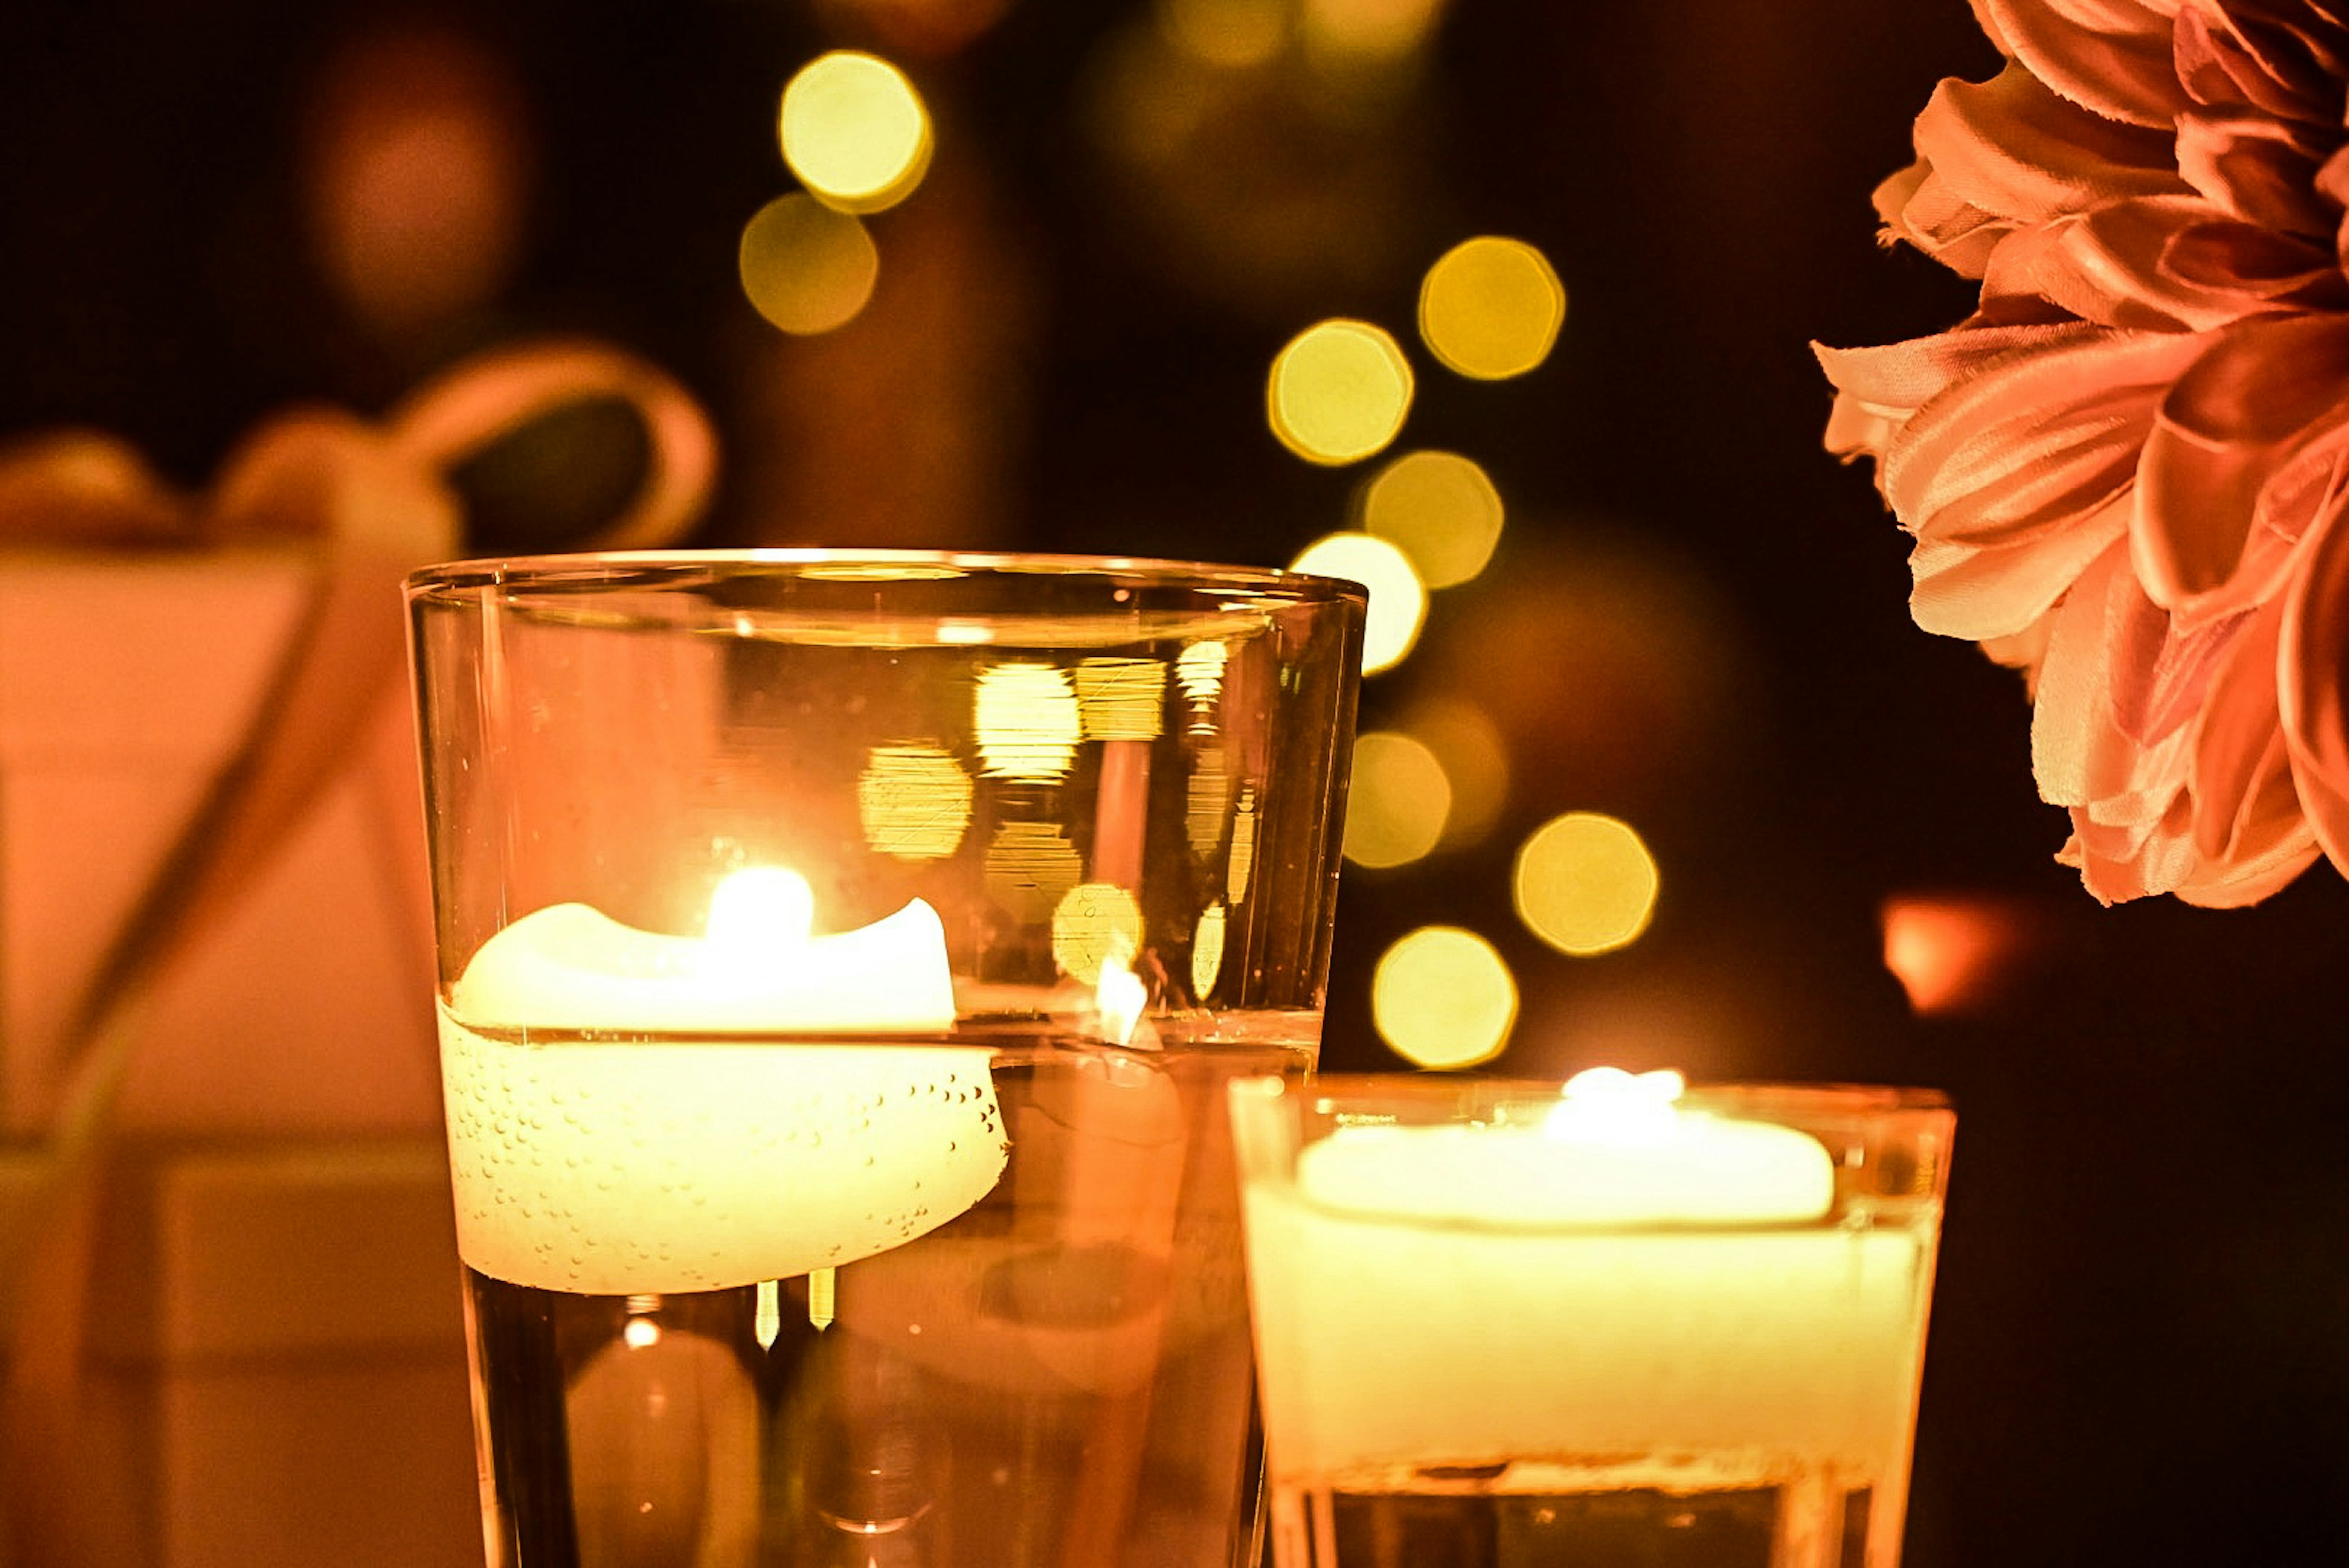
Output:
(440, 869), (1006, 1295)
(1244, 1074), (1932, 1485)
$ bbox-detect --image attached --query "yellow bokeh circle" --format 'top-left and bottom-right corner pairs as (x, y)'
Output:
(1267, 319), (1415, 466)
(1372, 926), (1518, 1069)
(1052, 882), (1145, 986)
(779, 51), (933, 214)
(1419, 236), (1565, 381)
(1361, 450), (1504, 589)
(738, 195), (879, 335)
(1343, 731), (1451, 869)
(1513, 812), (1658, 956)
(1289, 532), (1425, 675)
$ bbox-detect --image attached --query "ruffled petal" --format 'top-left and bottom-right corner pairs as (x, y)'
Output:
(1878, 325), (2206, 550)
(1912, 62), (2191, 226)
(1981, 195), (2271, 327)
(2132, 311), (2349, 604)
(2278, 475), (2349, 874)
(1909, 490), (2130, 640)
(1979, 0), (2188, 128)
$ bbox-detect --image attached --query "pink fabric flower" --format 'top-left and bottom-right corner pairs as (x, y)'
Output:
(1822, 0), (2349, 904)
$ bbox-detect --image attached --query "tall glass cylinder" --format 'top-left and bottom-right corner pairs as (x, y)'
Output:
(406, 551), (1365, 1568)
(1230, 1074), (1954, 1568)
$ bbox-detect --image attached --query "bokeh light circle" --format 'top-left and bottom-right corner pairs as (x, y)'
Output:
(1513, 812), (1659, 956)
(1267, 319), (1415, 465)
(1289, 532), (1425, 674)
(779, 51), (933, 214)
(1372, 926), (1518, 1069)
(1361, 449), (1504, 589)
(1343, 731), (1451, 869)
(738, 195), (879, 335)
(1418, 236), (1565, 381)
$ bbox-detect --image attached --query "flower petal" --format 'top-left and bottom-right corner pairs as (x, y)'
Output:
(2132, 311), (2349, 604)
(2278, 477), (2349, 875)
(1979, 0), (2188, 128)
(1909, 489), (2130, 640)
(1912, 62), (2190, 227)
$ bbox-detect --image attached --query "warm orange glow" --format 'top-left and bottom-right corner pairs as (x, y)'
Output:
(1290, 532), (1425, 674)
(1404, 699), (1508, 849)
(857, 745), (974, 860)
(1372, 926), (1517, 1068)
(1158, 0), (1288, 67)
(1343, 731), (1450, 869)
(304, 28), (529, 335)
(1301, 0), (1449, 62)
(1267, 320), (1415, 466)
(1881, 893), (2033, 1015)
(1362, 450), (1504, 589)
(1513, 812), (1658, 956)
(1419, 236), (1565, 381)
(779, 51), (933, 214)
(738, 195), (879, 335)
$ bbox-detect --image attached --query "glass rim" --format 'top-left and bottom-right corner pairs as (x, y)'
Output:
(1239, 1074), (1952, 1117)
(404, 547), (1371, 608)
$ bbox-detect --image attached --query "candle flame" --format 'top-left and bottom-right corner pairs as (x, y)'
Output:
(1095, 945), (1149, 1048)
(705, 866), (816, 962)
(1546, 1066), (1685, 1144)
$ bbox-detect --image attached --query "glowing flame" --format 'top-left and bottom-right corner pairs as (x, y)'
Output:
(1095, 946), (1149, 1047)
(1546, 1066), (1686, 1143)
(704, 866), (817, 962)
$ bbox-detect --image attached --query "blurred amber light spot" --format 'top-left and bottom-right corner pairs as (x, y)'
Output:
(1052, 882), (1145, 986)
(1267, 320), (1414, 466)
(1362, 450), (1504, 589)
(1403, 699), (1508, 849)
(1343, 731), (1450, 869)
(1373, 927), (1518, 1069)
(857, 745), (973, 860)
(779, 51), (933, 214)
(974, 662), (1081, 782)
(1881, 893), (2033, 1016)
(1191, 902), (1228, 999)
(1419, 236), (1565, 381)
(738, 195), (879, 335)
(1290, 532), (1425, 674)
(1514, 812), (1658, 956)
(1158, 0), (1287, 67)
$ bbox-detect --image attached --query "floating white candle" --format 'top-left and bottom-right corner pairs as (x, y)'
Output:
(439, 868), (1005, 1296)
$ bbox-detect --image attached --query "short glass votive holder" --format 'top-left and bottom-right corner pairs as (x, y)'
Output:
(405, 551), (1365, 1568)
(1228, 1073), (1954, 1568)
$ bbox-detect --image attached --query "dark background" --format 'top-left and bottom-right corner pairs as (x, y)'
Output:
(6, 0), (2349, 1562)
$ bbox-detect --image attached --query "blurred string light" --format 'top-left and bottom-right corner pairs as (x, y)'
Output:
(1372, 926), (1516, 1068)
(1052, 882), (1144, 985)
(1227, 783), (1260, 904)
(974, 662), (1080, 782)
(779, 51), (933, 214)
(1403, 698), (1508, 849)
(1289, 532), (1425, 674)
(1343, 731), (1450, 869)
(1192, 901), (1228, 998)
(1360, 449), (1504, 589)
(1075, 657), (1168, 740)
(985, 822), (1081, 925)
(1513, 812), (1659, 956)
(738, 194), (879, 335)
(857, 745), (973, 859)
(1419, 236), (1565, 381)
(1267, 319), (1414, 465)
